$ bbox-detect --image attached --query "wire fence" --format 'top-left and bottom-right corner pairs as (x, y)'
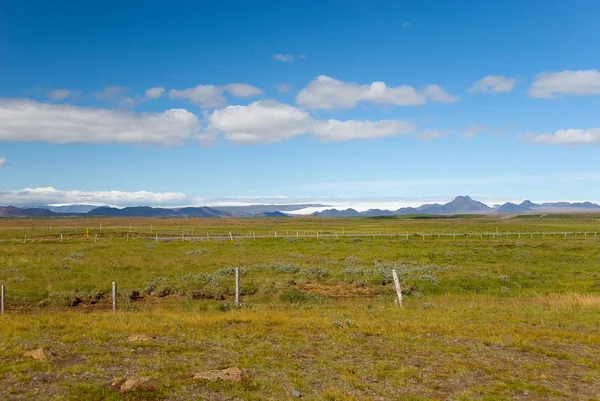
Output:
(0, 229), (598, 244)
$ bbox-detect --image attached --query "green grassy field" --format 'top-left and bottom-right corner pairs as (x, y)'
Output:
(1, 215), (599, 400)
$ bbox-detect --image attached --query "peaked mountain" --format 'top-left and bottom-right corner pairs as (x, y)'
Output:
(420, 195), (491, 214)
(496, 202), (532, 214)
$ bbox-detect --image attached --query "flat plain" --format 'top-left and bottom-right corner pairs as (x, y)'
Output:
(1, 214), (599, 400)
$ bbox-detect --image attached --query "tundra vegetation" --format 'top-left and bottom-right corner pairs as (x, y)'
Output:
(0, 215), (599, 400)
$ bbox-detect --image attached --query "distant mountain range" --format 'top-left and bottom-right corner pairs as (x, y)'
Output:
(1, 196), (600, 218)
(311, 196), (600, 217)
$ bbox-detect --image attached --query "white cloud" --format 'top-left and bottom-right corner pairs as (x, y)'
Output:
(415, 130), (452, 141)
(145, 86), (165, 99)
(0, 157), (6, 167)
(525, 128), (600, 146)
(276, 83), (291, 93)
(208, 100), (313, 143)
(296, 75), (458, 109)
(314, 120), (415, 141)
(205, 100), (415, 144)
(462, 123), (503, 138)
(47, 89), (79, 101)
(222, 84), (263, 98)
(422, 84), (460, 103)
(92, 86), (129, 100)
(529, 70), (600, 98)
(168, 84), (263, 107)
(468, 75), (517, 93)
(0, 99), (200, 146)
(0, 187), (189, 207)
(273, 54), (306, 62)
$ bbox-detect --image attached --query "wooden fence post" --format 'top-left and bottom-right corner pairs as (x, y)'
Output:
(392, 270), (402, 308)
(235, 268), (240, 306)
(1, 284), (5, 315)
(112, 282), (117, 312)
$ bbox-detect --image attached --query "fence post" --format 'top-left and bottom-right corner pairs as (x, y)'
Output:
(60, 233), (63, 242)
(95, 234), (97, 243)
(182, 232), (184, 242)
(112, 282), (117, 312)
(392, 270), (402, 308)
(155, 233), (158, 243)
(126, 233), (129, 241)
(23, 235), (27, 244)
(1, 284), (5, 315)
(235, 268), (240, 306)
(229, 232), (233, 241)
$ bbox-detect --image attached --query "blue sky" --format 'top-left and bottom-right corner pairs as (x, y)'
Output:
(1, 0), (600, 208)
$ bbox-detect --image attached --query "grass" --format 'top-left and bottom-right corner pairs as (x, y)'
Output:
(1, 214), (599, 400)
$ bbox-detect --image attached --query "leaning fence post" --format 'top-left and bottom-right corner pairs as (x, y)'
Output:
(235, 268), (240, 306)
(392, 270), (402, 308)
(112, 282), (117, 312)
(1, 284), (5, 315)
(229, 232), (233, 241)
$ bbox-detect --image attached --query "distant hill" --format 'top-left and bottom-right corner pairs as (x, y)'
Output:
(496, 201), (534, 214)
(312, 208), (362, 217)
(0, 206), (60, 217)
(44, 204), (104, 214)
(87, 206), (231, 218)
(254, 211), (290, 218)
(87, 206), (176, 217)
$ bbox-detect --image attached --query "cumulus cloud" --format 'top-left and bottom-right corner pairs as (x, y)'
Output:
(468, 75), (517, 93)
(0, 99), (200, 146)
(208, 101), (313, 143)
(273, 54), (306, 62)
(47, 89), (80, 101)
(0, 157), (6, 167)
(296, 75), (458, 109)
(205, 100), (415, 144)
(525, 128), (600, 146)
(145, 86), (165, 99)
(529, 70), (600, 98)
(169, 84), (263, 107)
(0, 187), (189, 207)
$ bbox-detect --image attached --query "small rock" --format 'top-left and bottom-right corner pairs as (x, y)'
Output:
(112, 376), (160, 393)
(291, 389), (301, 398)
(193, 367), (242, 382)
(24, 348), (51, 361)
(127, 334), (151, 342)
